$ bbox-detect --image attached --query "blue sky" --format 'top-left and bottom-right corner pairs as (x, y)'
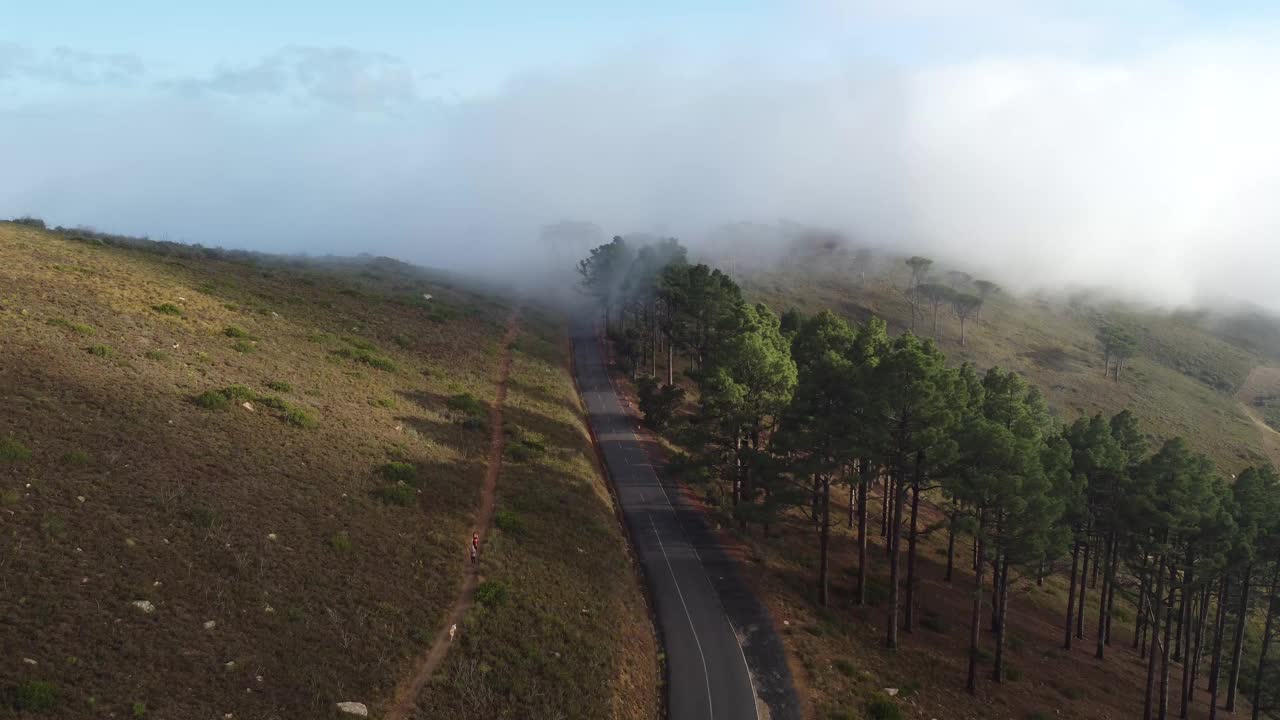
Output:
(4, 2), (1280, 307)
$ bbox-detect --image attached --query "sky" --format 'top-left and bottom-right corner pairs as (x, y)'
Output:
(4, 1), (1280, 308)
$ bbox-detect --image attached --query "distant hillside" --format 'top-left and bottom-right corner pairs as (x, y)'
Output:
(0, 222), (655, 718)
(726, 248), (1280, 473)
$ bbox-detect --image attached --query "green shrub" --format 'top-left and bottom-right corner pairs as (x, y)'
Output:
(14, 680), (59, 710)
(379, 462), (417, 484)
(495, 510), (523, 534)
(0, 436), (31, 462)
(152, 303), (183, 316)
(448, 393), (487, 417)
(1060, 686), (1085, 700)
(920, 609), (948, 633)
(62, 450), (91, 465)
(330, 347), (397, 372)
(505, 439), (546, 463)
(195, 390), (230, 410)
(47, 318), (95, 335)
(865, 698), (903, 720)
(833, 658), (855, 677)
(393, 334), (412, 349)
(188, 506), (219, 529)
(144, 349), (168, 361)
(1028, 713), (1051, 720)
(266, 380), (292, 392)
(132, 701), (147, 717)
(221, 385), (256, 401)
(87, 345), (114, 357)
(638, 376), (686, 429)
(343, 336), (379, 351)
(0, 490), (20, 505)
(330, 531), (352, 552)
(223, 326), (252, 338)
(284, 408), (317, 429)
(1006, 664), (1023, 681)
(256, 395), (289, 411)
(372, 397), (396, 409)
(476, 580), (509, 608)
(379, 484), (416, 507)
(231, 340), (256, 354)
(975, 647), (994, 664)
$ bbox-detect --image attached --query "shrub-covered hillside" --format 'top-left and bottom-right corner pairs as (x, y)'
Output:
(0, 221), (655, 719)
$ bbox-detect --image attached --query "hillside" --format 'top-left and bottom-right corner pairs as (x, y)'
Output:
(0, 222), (656, 718)
(736, 259), (1280, 473)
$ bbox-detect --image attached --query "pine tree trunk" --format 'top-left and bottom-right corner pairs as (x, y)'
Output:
(818, 476), (831, 607)
(1160, 564), (1175, 720)
(1180, 553), (1196, 718)
(1210, 576), (1231, 720)
(1138, 553), (1150, 654)
(1066, 540), (1081, 650)
(1078, 541), (1091, 639)
(1097, 534), (1113, 660)
(880, 471), (890, 538)
(1227, 564), (1253, 711)
(856, 462), (869, 606)
(993, 555), (1011, 682)
(991, 549), (1001, 633)
(1192, 583), (1212, 701)
(1145, 554), (1167, 720)
(946, 509), (956, 584)
(848, 482), (855, 529)
(905, 472), (922, 633)
(968, 515), (986, 695)
(667, 338), (674, 386)
(1253, 563), (1280, 720)
(1107, 540), (1120, 644)
(886, 463), (906, 649)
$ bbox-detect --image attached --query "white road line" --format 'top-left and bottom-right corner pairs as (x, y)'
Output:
(649, 512), (715, 720)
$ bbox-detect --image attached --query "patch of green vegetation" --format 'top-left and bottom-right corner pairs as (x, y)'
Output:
(495, 510), (523, 535)
(195, 390), (230, 410)
(132, 701), (147, 717)
(1005, 664), (1023, 681)
(219, 385), (254, 401)
(378, 483), (417, 507)
(231, 339), (256, 354)
(40, 513), (66, 538)
(372, 397), (397, 409)
(188, 506), (219, 529)
(47, 317), (95, 335)
(379, 462), (417, 484)
(256, 395), (289, 411)
(0, 490), (20, 506)
(476, 580), (509, 608)
(151, 303), (183, 316)
(330, 347), (398, 372)
(1028, 713), (1051, 720)
(975, 647), (994, 664)
(865, 697), (903, 720)
(144, 349), (167, 361)
(13, 680), (59, 711)
(1059, 686), (1085, 700)
(266, 380), (292, 392)
(224, 325), (253, 339)
(448, 392), (487, 417)
(330, 531), (352, 552)
(62, 450), (91, 465)
(284, 408), (317, 429)
(86, 344), (115, 358)
(920, 608), (948, 633)
(833, 658), (855, 677)
(393, 334), (412, 349)
(342, 336), (380, 351)
(0, 436), (32, 462)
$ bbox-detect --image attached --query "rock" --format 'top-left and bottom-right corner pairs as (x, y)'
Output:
(241, 401), (254, 412)
(131, 600), (156, 614)
(883, 688), (899, 697)
(255, 675), (263, 683)
(267, 533), (278, 542)
(153, 581), (162, 587)
(204, 620), (217, 630)
(336, 702), (369, 717)
(77, 496), (86, 503)
(264, 605), (274, 614)
(224, 661), (236, 671)
(22, 658), (37, 665)
(422, 294), (433, 301)
(125, 538), (137, 547)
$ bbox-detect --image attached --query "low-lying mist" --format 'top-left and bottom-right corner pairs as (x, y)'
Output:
(4, 31), (1280, 311)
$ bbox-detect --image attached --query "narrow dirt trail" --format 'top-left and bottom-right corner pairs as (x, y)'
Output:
(1235, 365), (1280, 468)
(383, 310), (520, 720)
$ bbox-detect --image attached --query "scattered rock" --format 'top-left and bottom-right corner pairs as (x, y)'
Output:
(22, 658), (37, 665)
(271, 311), (279, 318)
(224, 714), (233, 719)
(225, 661), (236, 671)
(422, 294), (433, 301)
(125, 538), (137, 547)
(267, 533), (278, 542)
(77, 495), (86, 503)
(204, 620), (217, 630)
(241, 401), (254, 412)
(783, 620), (790, 626)
(883, 688), (899, 697)
(153, 581), (162, 587)
(75, 547), (82, 553)
(264, 605), (274, 614)
(131, 600), (156, 614)
(255, 675), (264, 683)
(336, 701), (369, 717)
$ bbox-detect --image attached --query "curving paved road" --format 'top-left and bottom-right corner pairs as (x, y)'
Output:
(573, 319), (799, 720)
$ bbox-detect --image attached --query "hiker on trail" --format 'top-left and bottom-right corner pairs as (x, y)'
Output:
(469, 544), (477, 564)
(472, 532), (479, 551)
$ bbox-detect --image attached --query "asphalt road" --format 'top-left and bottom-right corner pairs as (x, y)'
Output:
(571, 321), (760, 720)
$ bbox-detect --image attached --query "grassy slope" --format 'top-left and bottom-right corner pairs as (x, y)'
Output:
(0, 223), (654, 718)
(743, 265), (1274, 472)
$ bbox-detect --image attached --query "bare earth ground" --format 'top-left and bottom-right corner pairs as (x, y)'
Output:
(1235, 365), (1280, 468)
(0, 224), (656, 719)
